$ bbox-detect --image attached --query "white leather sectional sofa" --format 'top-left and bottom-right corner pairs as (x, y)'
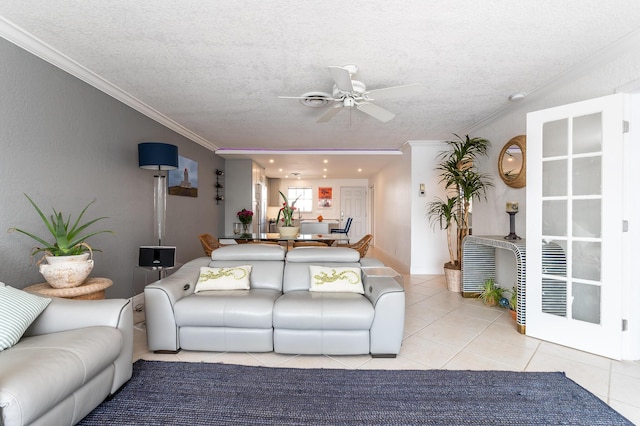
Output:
(0, 285), (133, 426)
(144, 244), (405, 357)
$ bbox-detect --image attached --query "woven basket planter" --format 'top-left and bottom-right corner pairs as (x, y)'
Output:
(444, 264), (461, 293)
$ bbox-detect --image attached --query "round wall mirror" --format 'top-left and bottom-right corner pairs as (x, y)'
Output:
(498, 135), (526, 188)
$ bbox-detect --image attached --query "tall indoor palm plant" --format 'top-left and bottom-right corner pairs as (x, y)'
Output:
(427, 134), (492, 290)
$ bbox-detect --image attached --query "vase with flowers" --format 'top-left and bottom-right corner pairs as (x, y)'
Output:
(276, 191), (300, 237)
(236, 209), (253, 234)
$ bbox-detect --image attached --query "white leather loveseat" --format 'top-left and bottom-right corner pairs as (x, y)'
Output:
(0, 283), (133, 426)
(144, 244), (405, 357)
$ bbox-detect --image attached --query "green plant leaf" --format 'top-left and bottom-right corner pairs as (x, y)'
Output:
(8, 194), (113, 257)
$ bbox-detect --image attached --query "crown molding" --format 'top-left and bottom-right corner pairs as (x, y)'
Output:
(215, 149), (402, 156)
(0, 17), (218, 151)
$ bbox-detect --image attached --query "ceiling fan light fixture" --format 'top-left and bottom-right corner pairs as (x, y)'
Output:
(298, 91), (333, 108)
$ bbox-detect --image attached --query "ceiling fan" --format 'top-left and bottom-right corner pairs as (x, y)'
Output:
(279, 65), (422, 123)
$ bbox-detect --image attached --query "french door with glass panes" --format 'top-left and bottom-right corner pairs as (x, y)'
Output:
(526, 94), (625, 360)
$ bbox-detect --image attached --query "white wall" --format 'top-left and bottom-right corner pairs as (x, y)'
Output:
(369, 153), (412, 273)
(472, 31), (640, 238)
(409, 141), (450, 274)
(468, 32), (640, 359)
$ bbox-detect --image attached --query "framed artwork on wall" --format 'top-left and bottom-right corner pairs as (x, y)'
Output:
(168, 155), (198, 197)
(318, 187), (332, 208)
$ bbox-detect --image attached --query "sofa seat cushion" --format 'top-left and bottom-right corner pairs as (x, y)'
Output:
(174, 289), (281, 329)
(273, 291), (374, 330)
(0, 326), (122, 425)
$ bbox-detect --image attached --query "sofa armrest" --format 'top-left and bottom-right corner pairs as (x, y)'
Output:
(25, 297), (132, 336)
(24, 297), (134, 393)
(363, 274), (403, 307)
(144, 257), (211, 351)
(363, 276), (405, 356)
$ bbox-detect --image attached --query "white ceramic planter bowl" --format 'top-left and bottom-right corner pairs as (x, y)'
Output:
(278, 226), (300, 238)
(39, 254), (93, 288)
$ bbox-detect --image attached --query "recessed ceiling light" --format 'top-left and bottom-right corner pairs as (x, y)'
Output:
(508, 92), (526, 102)
(323, 175), (327, 178)
(323, 159), (328, 164)
(357, 168), (362, 172)
(279, 168), (283, 172)
(269, 159), (274, 163)
(323, 168), (327, 172)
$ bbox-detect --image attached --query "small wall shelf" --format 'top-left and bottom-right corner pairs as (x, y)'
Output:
(215, 169), (224, 204)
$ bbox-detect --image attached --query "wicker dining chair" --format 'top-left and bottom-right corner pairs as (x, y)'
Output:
(198, 233), (221, 257)
(292, 241), (330, 248)
(337, 234), (373, 258)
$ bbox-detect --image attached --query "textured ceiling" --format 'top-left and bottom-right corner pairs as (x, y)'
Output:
(1, 1), (640, 179)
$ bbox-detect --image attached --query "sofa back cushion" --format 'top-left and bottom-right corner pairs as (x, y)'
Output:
(283, 247), (361, 292)
(210, 244), (285, 291)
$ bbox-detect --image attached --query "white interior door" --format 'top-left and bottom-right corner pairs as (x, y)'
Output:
(526, 94), (625, 360)
(340, 186), (366, 242)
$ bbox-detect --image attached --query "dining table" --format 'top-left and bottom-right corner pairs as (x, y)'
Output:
(221, 232), (349, 245)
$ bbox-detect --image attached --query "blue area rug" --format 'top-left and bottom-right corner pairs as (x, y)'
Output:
(79, 360), (632, 425)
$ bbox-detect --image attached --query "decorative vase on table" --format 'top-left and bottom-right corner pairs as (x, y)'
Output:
(242, 222), (251, 234)
(278, 226), (300, 237)
(275, 191), (301, 238)
(236, 208), (254, 236)
(39, 252), (94, 288)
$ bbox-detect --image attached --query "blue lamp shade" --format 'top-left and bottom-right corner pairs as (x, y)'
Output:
(138, 142), (178, 170)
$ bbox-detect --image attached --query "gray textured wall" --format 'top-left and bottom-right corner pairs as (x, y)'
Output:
(0, 37), (224, 298)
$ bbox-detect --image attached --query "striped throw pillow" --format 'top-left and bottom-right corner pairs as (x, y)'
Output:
(0, 285), (51, 351)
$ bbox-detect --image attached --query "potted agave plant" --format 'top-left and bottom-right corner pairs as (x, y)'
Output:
(276, 191), (300, 237)
(8, 194), (113, 288)
(427, 134), (493, 292)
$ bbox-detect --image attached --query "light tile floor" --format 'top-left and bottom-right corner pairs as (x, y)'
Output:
(133, 258), (640, 424)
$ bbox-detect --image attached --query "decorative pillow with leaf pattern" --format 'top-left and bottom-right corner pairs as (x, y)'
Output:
(308, 265), (364, 294)
(194, 265), (252, 292)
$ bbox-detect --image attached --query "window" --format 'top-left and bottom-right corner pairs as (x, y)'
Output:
(287, 187), (312, 213)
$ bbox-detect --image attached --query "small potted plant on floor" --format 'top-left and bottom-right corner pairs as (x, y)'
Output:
(479, 278), (505, 306)
(8, 194), (113, 288)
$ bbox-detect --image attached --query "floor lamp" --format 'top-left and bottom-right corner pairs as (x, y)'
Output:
(138, 142), (178, 246)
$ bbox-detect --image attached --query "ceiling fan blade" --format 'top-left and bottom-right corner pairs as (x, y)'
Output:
(356, 102), (396, 123)
(364, 83), (423, 101)
(317, 105), (343, 123)
(328, 66), (354, 92)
